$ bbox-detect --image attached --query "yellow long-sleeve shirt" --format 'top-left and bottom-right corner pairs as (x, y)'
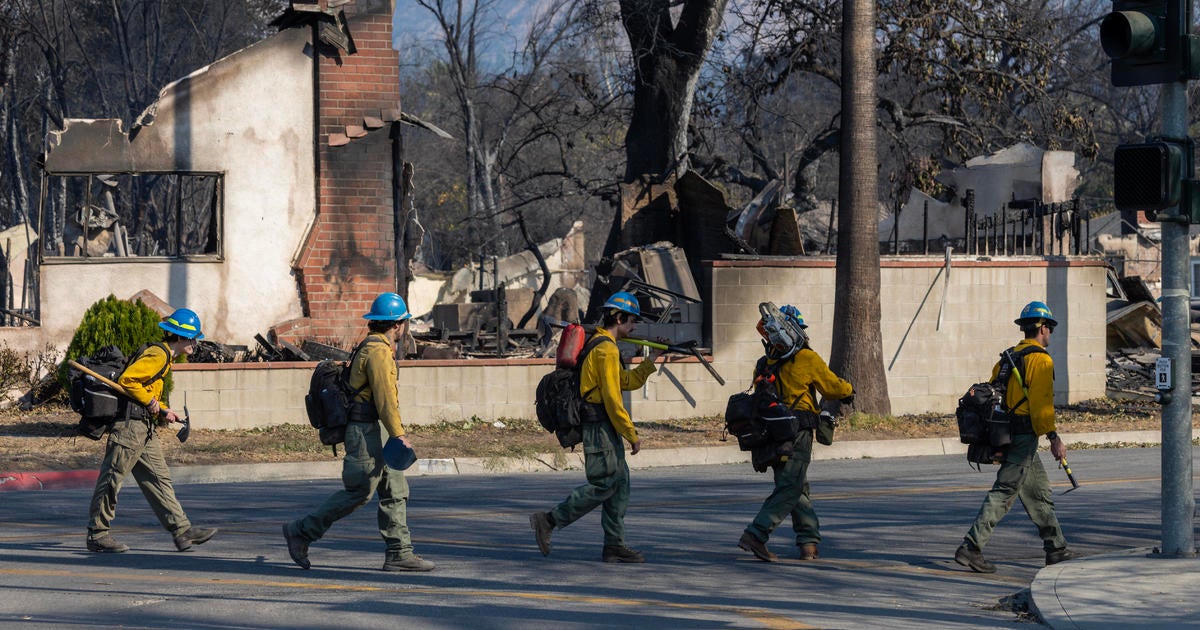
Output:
(763, 348), (852, 414)
(990, 339), (1055, 436)
(579, 328), (658, 444)
(117, 342), (173, 409)
(348, 332), (405, 438)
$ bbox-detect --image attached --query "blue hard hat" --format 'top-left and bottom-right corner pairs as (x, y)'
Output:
(159, 308), (204, 340)
(363, 292), (412, 321)
(383, 436), (417, 471)
(602, 291), (641, 317)
(1015, 301), (1057, 328)
(780, 305), (808, 329)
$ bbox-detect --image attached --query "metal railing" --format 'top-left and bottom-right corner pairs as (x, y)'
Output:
(886, 189), (1097, 257)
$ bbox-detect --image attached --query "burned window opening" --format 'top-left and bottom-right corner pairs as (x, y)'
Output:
(41, 173), (223, 260)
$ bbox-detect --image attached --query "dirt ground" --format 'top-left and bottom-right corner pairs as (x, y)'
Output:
(0, 398), (1165, 473)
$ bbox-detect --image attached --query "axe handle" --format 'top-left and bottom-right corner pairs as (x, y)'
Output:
(624, 337), (669, 351)
(544, 318), (725, 384)
(1059, 457), (1080, 490)
(689, 347), (726, 386)
(67, 359), (134, 399)
(67, 359), (171, 426)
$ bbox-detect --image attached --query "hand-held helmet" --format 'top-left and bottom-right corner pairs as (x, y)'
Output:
(383, 436), (417, 470)
(1014, 301), (1056, 329)
(159, 308), (204, 340)
(364, 292), (412, 321)
(602, 291), (641, 318)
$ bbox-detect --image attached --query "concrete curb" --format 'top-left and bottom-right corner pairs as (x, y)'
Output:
(2, 429), (1193, 491)
(1029, 547), (1200, 629)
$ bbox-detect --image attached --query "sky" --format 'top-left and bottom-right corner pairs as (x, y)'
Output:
(392, 0), (553, 69)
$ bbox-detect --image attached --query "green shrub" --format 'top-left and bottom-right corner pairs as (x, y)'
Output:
(59, 295), (173, 394)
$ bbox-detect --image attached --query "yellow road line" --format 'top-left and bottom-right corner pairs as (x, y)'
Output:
(0, 567), (814, 628)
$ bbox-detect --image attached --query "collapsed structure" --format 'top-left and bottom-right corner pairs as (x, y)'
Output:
(4, 0), (415, 355)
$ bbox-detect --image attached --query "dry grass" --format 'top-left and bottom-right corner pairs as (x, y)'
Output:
(0, 398), (1167, 472)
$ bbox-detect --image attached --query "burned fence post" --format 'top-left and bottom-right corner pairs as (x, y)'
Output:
(892, 199), (901, 254)
(1001, 205), (1008, 256)
(826, 196), (837, 254)
(922, 200), (929, 255)
(965, 189), (975, 255)
(1020, 207), (1028, 255)
(1083, 201), (1091, 255)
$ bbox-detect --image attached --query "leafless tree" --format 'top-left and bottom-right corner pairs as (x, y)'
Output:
(707, 0), (1110, 213)
(406, 0), (626, 268)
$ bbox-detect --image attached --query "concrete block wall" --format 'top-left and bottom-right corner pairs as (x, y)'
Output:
(172, 256), (1110, 430)
(173, 355), (727, 430)
(709, 257), (1109, 415)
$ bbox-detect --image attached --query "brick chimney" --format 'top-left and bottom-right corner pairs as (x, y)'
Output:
(282, 0), (400, 347)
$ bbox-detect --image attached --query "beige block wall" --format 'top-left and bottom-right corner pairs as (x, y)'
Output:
(709, 257), (1108, 415)
(172, 256), (1109, 430)
(173, 357), (727, 430)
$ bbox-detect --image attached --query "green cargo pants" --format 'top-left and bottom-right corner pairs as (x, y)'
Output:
(746, 430), (820, 544)
(550, 419), (630, 547)
(965, 433), (1067, 552)
(288, 421), (414, 556)
(88, 417), (190, 537)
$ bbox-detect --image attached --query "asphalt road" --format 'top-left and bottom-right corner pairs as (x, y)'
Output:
(0, 448), (1174, 629)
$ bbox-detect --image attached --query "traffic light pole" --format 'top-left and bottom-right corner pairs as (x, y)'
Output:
(1158, 80), (1196, 558)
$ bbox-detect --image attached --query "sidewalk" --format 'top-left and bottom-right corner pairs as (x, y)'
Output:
(1031, 547), (1200, 629)
(0, 428), (1181, 489)
(3, 428), (1196, 628)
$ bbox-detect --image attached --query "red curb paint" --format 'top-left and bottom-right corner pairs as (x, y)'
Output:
(0, 470), (98, 492)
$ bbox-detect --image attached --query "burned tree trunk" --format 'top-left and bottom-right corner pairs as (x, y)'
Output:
(618, 0), (729, 182)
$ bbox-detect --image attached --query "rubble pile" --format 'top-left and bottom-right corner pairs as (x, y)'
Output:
(1106, 347), (1200, 400)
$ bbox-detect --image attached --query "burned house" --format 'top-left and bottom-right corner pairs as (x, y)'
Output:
(5, 0), (413, 355)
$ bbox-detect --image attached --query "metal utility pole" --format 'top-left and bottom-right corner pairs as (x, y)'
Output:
(1101, 0), (1197, 556)
(1158, 81), (1195, 557)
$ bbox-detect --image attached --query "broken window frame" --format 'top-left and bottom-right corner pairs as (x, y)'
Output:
(38, 171), (225, 264)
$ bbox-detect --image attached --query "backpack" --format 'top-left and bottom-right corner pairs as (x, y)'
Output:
(956, 345), (1047, 466)
(535, 335), (612, 449)
(724, 355), (815, 453)
(69, 343), (170, 440)
(304, 338), (385, 448)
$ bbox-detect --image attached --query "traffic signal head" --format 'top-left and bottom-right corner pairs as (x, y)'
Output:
(1101, 10), (1160, 60)
(1100, 1), (1197, 86)
(1113, 142), (1183, 213)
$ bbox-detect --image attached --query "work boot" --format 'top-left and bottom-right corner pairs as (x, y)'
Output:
(954, 540), (996, 574)
(173, 526), (218, 552)
(529, 511), (554, 556)
(799, 543), (819, 560)
(382, 552), (435, 572)
(738, 531), (777, 562)
(86, 533), (129, 553)
(1045, 548), (1077, 566)
(282, 524), (311, 570)
(601, 545), (646, 563)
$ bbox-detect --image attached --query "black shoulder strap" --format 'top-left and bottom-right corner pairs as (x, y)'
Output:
(344, 336), (390, 398)
(757, 353), (803, 411)
(995, 345), (1048, 413)
(579, 335), (613, 366)
(122, 342), (172, 387)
